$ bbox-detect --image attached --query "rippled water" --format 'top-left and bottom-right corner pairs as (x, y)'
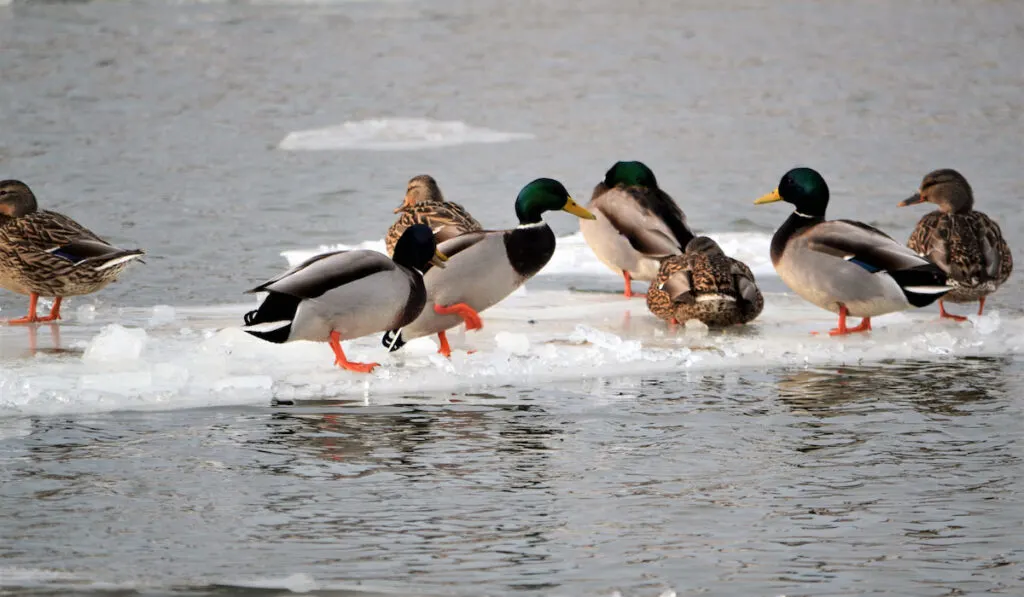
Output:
(2, 0), (1024, 594)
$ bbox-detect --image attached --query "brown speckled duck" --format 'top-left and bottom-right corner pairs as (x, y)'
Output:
(385, 175), (482, 257)
(0, 180), (144, 324)
(579, 161), (694, 298)
(899, 169), (1013, 320)
(646, 236), (763, 327)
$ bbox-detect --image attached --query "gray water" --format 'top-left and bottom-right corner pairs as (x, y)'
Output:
(2, 0), (1024, 595)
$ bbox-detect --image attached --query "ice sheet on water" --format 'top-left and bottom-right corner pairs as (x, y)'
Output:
(0, 290), (1019, 417)
(277, 118), (533, 151)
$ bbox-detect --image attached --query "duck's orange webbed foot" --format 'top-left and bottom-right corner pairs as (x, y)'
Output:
(329, 331), (378, 373)
(434, 303), (483, 331)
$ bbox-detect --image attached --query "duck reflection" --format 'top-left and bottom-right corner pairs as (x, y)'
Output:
(775, 356), (1011, 418)
(0, 322), (65, 357)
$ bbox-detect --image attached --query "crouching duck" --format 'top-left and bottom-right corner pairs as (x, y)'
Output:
(242, 224), (447, 373)
(0, 180), (144, 324)
(382, 178), (595, 357)
(899, 168), (1012, 320)
(754, 167), (950, 335)
(646, 236), (763, 327)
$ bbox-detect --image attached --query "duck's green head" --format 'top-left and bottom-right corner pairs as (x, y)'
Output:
(603, 161), (659, 189)
(391, 223), (448, 272)
(0, 180), (38, 218)
(515, 178), (596, 224)
(754, 167), (829, 217)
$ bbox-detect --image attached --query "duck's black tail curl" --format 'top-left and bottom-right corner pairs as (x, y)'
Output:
(892, 264), (952, 308)
(242, 292), (301, 344)
(382, 329), (405, 352)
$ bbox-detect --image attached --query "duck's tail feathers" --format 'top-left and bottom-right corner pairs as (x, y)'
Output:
(242, 293), (300, 343)
(890, 264), (952, 308)
(382, 329), (405, 352)
(92, 249), (146, 271)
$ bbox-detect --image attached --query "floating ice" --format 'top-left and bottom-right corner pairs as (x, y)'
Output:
(494, 331), (530, 355)
(82, 325), (148, 363)
(277, 118), (534, 151)
(148, 305), (177, 326)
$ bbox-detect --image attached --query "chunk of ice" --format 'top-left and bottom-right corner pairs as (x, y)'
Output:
(82, 325), (148, 363)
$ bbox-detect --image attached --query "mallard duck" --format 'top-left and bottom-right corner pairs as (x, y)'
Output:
(382, 178), (595, 357)
(579, 161), (694, 298)
(242, 224), (448, 373)
(385, 175), (482, 257)
(754, 167), (950, 335)
(646, 236), (763, 327)
(898, 168), (1013, 320)
(0, 180), (144, 324)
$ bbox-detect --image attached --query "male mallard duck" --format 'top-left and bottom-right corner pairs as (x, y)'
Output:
(242, 224), (448, 373)
(646, 236), (763, 327)
(0, 180), (144, 324)
(385, 175), (482, 257)
(579, 161), (694, 298)
(382, 178), (595, 357)
(898, 168), (1012, 321)
(754, 167), (950, 335)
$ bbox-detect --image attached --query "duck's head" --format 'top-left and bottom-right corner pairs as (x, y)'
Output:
(392, 224), (448, 272)
(603, 160), (659, 189)
(395, 175), (444, 214)
(898, 169), (973, 214)
(685, 236), (725, 257)
(0, 180), (38, 218)
(514, 178), (596, 224)
(754, 167), (830, 217)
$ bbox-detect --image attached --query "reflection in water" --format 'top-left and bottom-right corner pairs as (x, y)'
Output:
(1, 322), (66, 357)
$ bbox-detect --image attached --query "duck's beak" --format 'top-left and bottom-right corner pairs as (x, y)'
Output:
(754, 188), (783, 205)
(430, 249), (449, 269)
(562, 196), (596, 220)
(394, 193), (415, 214)
(898, 192), (925, 207)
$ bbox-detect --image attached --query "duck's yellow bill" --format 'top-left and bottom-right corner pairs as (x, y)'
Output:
(754, 188), (783, 205)
(430, 250), (449, 268)
(563, 197), (597, 220)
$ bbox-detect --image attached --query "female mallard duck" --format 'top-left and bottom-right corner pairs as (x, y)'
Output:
(382, 178), (595, 357)
(0, 180), (144, 324)
(646, 236), (763, 327)
(579, 161), (694, 298)
(242, 224), (448, 373)
(754, 167), (950, 335)
(385, 175), (483, 257)
(898, 168), (1012, 321)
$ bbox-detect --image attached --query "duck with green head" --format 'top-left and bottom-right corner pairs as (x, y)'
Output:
(579, 160), (694, 298)
(755, 167), (950, 335)
(382, 178), (595, 356)
(899, 168), (1012, 321)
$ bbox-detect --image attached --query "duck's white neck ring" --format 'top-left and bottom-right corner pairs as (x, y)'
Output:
(516, 222), (548, 229)
(794, 211), (815, 218)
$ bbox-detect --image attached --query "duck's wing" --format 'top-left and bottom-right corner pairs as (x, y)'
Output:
(4, 211), (144, 271)
(729, 258), (762, 307)
(592, 187), (693, 258)
(805, 220), (935, 274)
(656, 258), (695, 305)
(247, 250), (395, 299)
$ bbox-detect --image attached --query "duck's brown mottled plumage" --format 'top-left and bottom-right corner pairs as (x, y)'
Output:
(646, 237), (763, 327)
(385, 175), (482, 256)
(0, 180), (144, 301)
(901, 169), (1012, 308)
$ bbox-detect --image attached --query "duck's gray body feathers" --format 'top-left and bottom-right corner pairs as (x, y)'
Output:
(244, 250), (426, 343)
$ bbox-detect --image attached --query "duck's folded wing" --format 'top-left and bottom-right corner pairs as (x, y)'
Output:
(595, 188), (687, 258)
(436, 230), (489, 258)
(45, 238), (145, 270)
(247, 250), (395, 298)
(659, 269), (695, 305)
(729, 259), (761, 305)
(806, 220), (933, 273)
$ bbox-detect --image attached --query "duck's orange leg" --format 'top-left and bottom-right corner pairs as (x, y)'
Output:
(827, 304), (872, 336)
(434, 303), (483, 331)
(938, 299), (967, 322)
(622, 271), (645, 298)
(35, 297), (62, 323)
(977, 297), (986, 316)
(6, 293), (41, 325)
(328, 331), (378, 373)
(436, 331), (452, 357)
